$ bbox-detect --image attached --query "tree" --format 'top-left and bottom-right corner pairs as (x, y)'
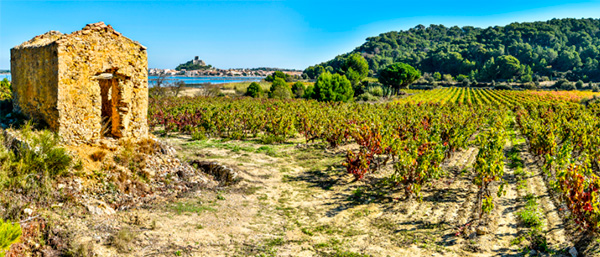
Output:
(303, 85), (315, 99)
(265, 71), (291, 82)
(313, 72), (354, 102)
(303, 65), (325, 80)
(479, 57), (498, 81)
(496, 55), (521, 79)
(246, 82), (262, 98)
(310, 18), (600, 82)
(342, 53), (369, 83)
(149, 72), (169, 97)
(442, 74), (454, 82)
(345, 68), (361, 85)
(555, 50), (582, 71)
(456, 74), (468, 82)
(0, 78), (9, 88)
(576, 80), (584, 89)
(553, 79), (571, 89)
(378, 62), (421, 94)
(520, 74), (533, 83)
(291, 82), (306, 98)
(563, 83), (577, 91)
(462, 78), (471, 87)
(173, 81), (186, 97)
(269, 78), (292, 99)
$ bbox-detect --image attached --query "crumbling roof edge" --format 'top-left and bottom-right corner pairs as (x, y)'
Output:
(12, 21), (147, 50)
(12, 30), (64, 50)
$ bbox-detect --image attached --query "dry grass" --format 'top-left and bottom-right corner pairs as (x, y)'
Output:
(137, 138), (158, 155)
(110, 227), (137, 253)
(220, 81), (271, 94)
(89, 150), (106, 162)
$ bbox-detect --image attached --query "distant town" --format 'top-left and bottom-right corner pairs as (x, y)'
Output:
(148, 56), (302, 77)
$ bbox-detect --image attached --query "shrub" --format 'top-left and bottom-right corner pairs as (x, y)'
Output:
(1, 127), (72, 197)
(422, 73), (435, 83)
(0, 78), (10, 101)
(191, 127), (207, 141)
(245, 82), (262, 98)
(520, 74), (533, 83)
(462, 78), (471, 87)
(553, 79), (570, 89)
(357, 92), (378, 102)
(90, 150), (107, 162)
(313, 72), (354, 102)
(137, 138), (159, 155)
(369, 86), (383, 97)
(269, 78), (292, 99)
(111, 227), (137, 253)
(0, 219), (21, 256)
(303, 85), (315, 99)
(576, 80), (584, 89)
(196, 84), (222, 97)
(494, 84), (512, 90)
(593, 85), (600, 92)
(442, 74), (453, 82)
(522, 82), (537, 90)
(291, 82), (305, 98)
(456, 74), (468, 82)
(562, 83), (577, 91)
(260, 134), (286, 144)
(352, 80), (368, 96)
(265, 71), (291, 82)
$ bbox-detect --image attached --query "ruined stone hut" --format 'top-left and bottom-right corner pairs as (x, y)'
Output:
(10, 22), (148, 144)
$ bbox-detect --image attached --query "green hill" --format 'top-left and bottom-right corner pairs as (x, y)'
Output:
(306, 18), (600, 82)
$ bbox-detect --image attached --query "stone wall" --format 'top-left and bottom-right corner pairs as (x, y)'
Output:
(11, 34), (61, 130)
(11, 22), (148, 145)
(56, 22), (148, 144)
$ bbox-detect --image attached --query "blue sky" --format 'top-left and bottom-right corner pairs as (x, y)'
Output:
(1, 0), (600, 70)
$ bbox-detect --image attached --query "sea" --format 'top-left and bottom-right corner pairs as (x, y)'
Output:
(0, 74), (263, 86)
(148, 76), (263, 86)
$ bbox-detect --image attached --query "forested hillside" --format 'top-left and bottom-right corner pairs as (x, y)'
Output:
(306, 18), (600, 82)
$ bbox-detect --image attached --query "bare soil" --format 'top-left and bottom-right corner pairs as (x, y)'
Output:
(47, 132), (582, 256)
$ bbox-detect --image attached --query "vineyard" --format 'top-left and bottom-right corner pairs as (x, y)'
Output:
(148, 87), (600, 255)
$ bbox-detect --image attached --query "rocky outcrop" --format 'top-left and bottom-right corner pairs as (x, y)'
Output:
(189, 160), (240, 185)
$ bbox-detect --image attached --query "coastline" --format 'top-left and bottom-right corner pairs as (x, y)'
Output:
(0, 74), (265, 84)
(149, 74), (265, 78)
(149, 75), (263, 86)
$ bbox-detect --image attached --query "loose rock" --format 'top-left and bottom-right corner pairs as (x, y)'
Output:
(85, 199), (116, 216)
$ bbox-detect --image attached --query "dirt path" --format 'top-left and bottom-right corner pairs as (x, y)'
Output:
(518, 134), (571, 250)
(485, 137), (521, 254)
(475, 124), (572, 256)
(60, 133), (578, 256)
